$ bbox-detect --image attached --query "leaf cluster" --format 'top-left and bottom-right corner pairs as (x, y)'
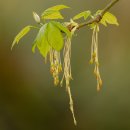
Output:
(12, 5), (119, 58)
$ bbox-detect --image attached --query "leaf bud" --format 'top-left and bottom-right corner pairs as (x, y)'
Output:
(33, 11), (41, 24)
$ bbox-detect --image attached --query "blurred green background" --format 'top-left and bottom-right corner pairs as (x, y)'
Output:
(0, 0), (130, 130)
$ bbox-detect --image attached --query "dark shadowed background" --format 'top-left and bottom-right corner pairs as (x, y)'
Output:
(0, 0), (130, 130)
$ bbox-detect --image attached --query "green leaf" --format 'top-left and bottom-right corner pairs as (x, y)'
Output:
(33, 24), (50, 57)
(89, 23), (96, 29)
(50, 21), (71, 37)
(45, 5), (69, 11)
(33, 22), (64, 57)
(48, 22), (64, 51)
(97, 10), (119, 26)
(41, 5), (69, 20)
(73, 11), (91, 20)
(100, 18), (107, 26)
(11, 26), (32, 50)
(42, 10), (64, 20)
(103, 12), (119, 26)
(32, 42), (37, 53)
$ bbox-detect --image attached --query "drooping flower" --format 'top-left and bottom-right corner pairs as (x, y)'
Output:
(90, 24), (102, 91)
(49, 48), (62, 86)
(59, 20), (79, 125)
(61, 37), (77, 125)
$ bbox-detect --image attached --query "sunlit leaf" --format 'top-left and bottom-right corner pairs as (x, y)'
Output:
(51, 21), (71, 37)
(48, 22), (64, 51)
(97, 10), (119, 26)
(11, 26), (32, 50)
(102, 12), (119, 26)
(73, 11), (91, 20)
(89, 23), (96, 29)
(45, 5), (69, 11)
(32, 42), (37, 53)
(100, 18), (107, 26)
(42, 10), (64, 20)
(41, 5), (69, 20)
(33, 24), (50, 57)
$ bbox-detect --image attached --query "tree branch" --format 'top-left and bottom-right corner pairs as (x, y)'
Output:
(78, 0), (119, 29)
(68, 0), (119, 31)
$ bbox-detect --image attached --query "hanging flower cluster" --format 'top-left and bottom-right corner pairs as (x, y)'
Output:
(50, 49), (62, 86)
(62, 37), (76, 124)
(49, 20), (78, 125)
(90, 24), (102, 91)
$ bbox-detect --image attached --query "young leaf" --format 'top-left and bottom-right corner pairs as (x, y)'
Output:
(41, 5), (69, 20)
(45, 5), (69, 11)
(48, 22), (64, 51)
(33, 24), (50, 57)
(42, 10), (64, 20)
(102, 12), (119, 26)
(100, 18), (107, 26)
(97, 10), (119, 26)
(89, 23), (97, 30)
(33, 22), (65, 57)
(32, 42), (37, 53)
(50, 21), (71, 37)
(11, 26), (32, 50)
(73, 11), (91, 20)
(33, 12), (41, 23)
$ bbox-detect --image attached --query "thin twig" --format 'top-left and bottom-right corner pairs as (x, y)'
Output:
(68, 0), (119, 31)
(78, 0), (119, 29)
